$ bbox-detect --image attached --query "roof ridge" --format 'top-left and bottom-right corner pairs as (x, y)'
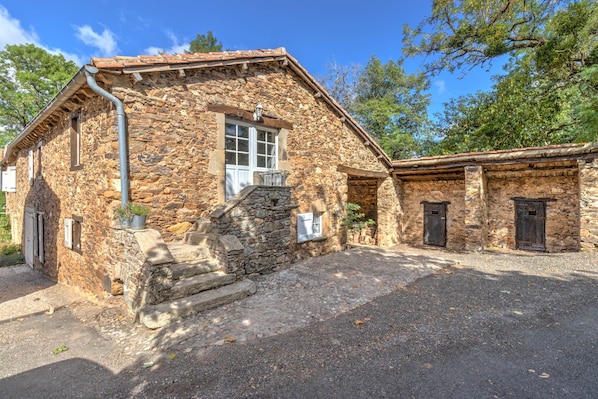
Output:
(90, 48), (288, 68)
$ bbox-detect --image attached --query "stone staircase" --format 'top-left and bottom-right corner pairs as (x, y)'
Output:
(138, 232), (256, 330)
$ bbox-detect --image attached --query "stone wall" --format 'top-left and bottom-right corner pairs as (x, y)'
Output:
(5, 59), (398, 298)
(464, 166), (487, 251)
(5, 95), (124, 295)
(485, 163), (580, 252)
(210, 186), (293, 276)
(105, 229), (147, 310)
(106, 61), (398, 258)
(578, 158), (598, 250)
(400, 178), (467, 251)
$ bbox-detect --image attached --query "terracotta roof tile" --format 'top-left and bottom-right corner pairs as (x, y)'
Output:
(90, 48), (287, 69)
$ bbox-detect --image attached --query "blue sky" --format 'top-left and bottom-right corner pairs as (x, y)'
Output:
(0, 0), (505, 116)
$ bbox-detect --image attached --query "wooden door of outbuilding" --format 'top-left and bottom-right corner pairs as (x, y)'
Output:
(515, 199), (546, 251)
(423, 202), (447, 247)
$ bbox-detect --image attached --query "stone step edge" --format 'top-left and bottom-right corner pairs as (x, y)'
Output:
(139, 279), (257, 329)
(167, 271), (236, 301)
(169, 259), (221, 280)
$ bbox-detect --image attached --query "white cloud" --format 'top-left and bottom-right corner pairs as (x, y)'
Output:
(0, 6), (84, 65)
(434, 80), (447, 95)
(144, 30), (188, 55)
(74, 25), (118, 57)
(0, 6), (38, 48)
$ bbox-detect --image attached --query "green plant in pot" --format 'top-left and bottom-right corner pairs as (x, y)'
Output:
(342, 202), (375, 243)
(129, 203), (150, 230)
(115, 203), (133, 228)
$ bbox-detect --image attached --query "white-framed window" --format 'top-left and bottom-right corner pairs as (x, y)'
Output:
(297, 212), (323, 243)
(225, 120), (278, 200)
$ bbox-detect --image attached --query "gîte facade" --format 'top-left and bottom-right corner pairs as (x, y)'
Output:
(1, 48), (597, 327)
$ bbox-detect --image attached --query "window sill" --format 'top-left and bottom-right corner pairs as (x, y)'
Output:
(299, 235), (328, 244)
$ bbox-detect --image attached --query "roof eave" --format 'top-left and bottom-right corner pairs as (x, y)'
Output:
(392, 142), (598, 172)
(2, 67), (88, 165)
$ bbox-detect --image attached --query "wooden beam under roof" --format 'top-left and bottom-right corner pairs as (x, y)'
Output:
(207, 103), (294, 130)
(337, 164), (388, 179)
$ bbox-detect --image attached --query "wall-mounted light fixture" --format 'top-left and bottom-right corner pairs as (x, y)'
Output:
(253, 103), (263, 121)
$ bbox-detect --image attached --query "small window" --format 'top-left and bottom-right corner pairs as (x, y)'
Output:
(64, 216), (82, 253)
(70, 111), (82, 170)
(297, 212), (323, 243)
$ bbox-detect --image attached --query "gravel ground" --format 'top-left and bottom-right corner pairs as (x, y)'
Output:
(1, 246), (597, 398)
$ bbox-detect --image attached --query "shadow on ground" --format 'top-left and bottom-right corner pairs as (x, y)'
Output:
(2, 248), (597, 398)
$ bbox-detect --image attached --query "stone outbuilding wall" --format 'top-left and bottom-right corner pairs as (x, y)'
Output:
(399, 178), (467, 251)
(393, 148), (598, 253)
(485, 162), (580, 251)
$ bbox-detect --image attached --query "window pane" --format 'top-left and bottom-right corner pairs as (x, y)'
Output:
(225, 123), (236, 136)
(238, 126), (249, 138)
(225, 151), (236, 165)
(238, 153), (249, 166)
(257, 130), (266, 142)
(267, 143), (276, 156)
(267, 132), (275, 143)
(257, 156), (266, 168)
(257, 142), (265, 155)
(225, 137), (236, 150)
(266, 156), (276, 169)
(238, 138), (249, 152)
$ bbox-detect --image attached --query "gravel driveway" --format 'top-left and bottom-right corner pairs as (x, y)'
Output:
(1, 246), (597, 398)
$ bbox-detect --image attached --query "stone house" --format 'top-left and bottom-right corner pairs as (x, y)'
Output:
(392, 143), (598, 253)
(1, 48), (400, 327)
(2, 47), (597, 327)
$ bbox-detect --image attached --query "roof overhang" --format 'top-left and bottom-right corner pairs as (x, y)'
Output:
(392, 142), (598, 178)
(2, 48), (392, 170)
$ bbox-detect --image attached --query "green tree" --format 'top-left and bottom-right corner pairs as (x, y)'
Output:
(321, 56), (431, 159)
(0, 44), (79, 144)
(406, 0), (598, 152)
(353, 57), (431, 159)
(187, 31), (223, 53)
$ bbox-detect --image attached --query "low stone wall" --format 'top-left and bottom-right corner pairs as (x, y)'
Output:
(105, 228), (175, 312)
(105, 229), (147, 311)
(210, 186), (294, 276)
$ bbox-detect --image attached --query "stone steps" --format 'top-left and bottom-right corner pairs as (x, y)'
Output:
(169, 271), (236, 301)
(167, 242), (210, 263)
(170, 259), (221, 280)
(139, 279), (257, 329)
(183, 232), (214, 246)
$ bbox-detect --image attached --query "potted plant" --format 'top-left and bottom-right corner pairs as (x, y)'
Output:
(129, 203), (150, 230)
(342, 202), (375, 244)
(115, 203), (133, 228)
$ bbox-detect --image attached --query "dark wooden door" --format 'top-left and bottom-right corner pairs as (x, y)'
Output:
(515, 200), (546, 251)
(423, 202), (447, 247)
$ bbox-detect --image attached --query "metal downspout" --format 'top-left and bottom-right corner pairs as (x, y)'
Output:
(84, 65), (129, 206)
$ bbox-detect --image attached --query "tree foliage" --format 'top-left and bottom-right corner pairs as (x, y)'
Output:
(321, 56), (431, 159)
(187, 31), (223, 53)
(406, 0), (598, 153)
(0, 44), (79, 145)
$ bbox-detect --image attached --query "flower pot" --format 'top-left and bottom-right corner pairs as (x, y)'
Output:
(118, 216), (132, 228)
(131, 215), (147, 230)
